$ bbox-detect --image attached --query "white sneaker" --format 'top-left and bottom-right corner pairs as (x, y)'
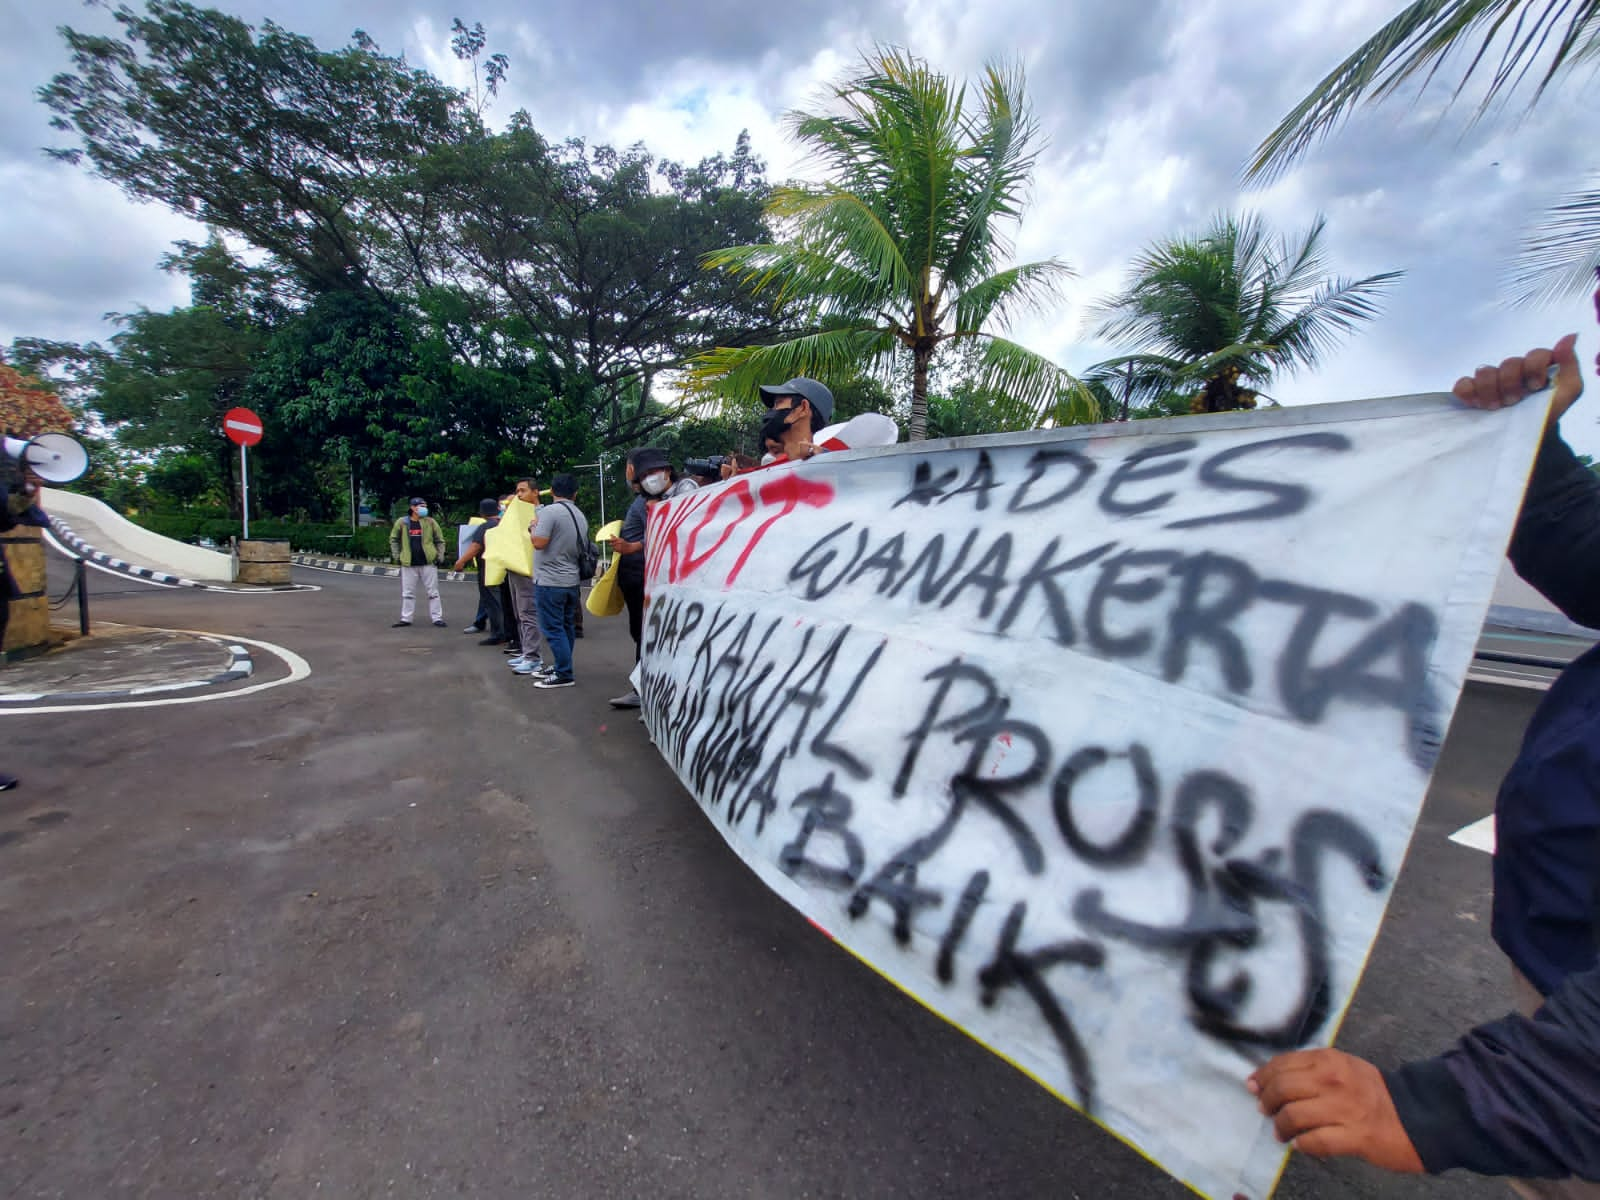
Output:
(512, 659), (549, 676)
(507, 654), (536, 669)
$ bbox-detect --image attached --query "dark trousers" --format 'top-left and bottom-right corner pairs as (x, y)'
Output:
(474, 574), (502, 637)
(497, 579), (519, 648)
(619, 571), (644, 662)
(536, 585), (580, 681)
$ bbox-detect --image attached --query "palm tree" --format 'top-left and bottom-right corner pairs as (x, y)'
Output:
(690, 48), (1095, 441)
(1246, 0), (1599, 303)
(1087, 213), (1401, 414)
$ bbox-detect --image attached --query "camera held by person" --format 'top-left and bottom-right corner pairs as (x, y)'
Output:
(683, 455), (728, 486)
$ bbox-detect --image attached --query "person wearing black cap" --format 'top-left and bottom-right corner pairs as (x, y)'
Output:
(608, 447), (671, 708)
(388, 496), (447, 627)
(757, 377), (834, 461)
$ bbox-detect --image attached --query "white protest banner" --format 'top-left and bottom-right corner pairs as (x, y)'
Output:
(639, 393), (1549, 1199)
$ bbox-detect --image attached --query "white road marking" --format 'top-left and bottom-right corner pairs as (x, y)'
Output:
(1449, 814), (1496, 855)
(1466, 669), (1552, 692)
(0, 632), (311, 716)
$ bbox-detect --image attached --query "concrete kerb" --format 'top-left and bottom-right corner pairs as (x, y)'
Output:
(45, 518), (317, 593)
(292, 554), (474, 582)
(0, 630), (254, 705)
(0, 630), (311, 715)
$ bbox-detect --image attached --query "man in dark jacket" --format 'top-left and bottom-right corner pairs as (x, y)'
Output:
(1251, 331), (1600, 1192)
(453, 499), (504, 644)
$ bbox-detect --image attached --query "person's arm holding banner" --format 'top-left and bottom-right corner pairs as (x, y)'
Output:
(1475, 333), (1600, 629)
(1251, 334), (1600, 1182)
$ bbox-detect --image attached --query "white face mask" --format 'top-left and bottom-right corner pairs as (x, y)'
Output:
(641, 472), (669, 496)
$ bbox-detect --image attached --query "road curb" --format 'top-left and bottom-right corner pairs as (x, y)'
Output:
(292, 555), (473, 582)
(46, 518), (311, 592)
(0, 638), (253, 704)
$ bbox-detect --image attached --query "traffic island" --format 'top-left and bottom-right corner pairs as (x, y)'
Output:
(0, 622), (251, 703)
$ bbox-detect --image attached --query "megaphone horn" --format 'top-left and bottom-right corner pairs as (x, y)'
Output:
(3, 433), (90, 484)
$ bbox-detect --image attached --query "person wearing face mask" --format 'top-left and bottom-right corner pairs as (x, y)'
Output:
(389, 496), (447, 628)
(757, 377), (835, 462)
(608, 447), (671, 708)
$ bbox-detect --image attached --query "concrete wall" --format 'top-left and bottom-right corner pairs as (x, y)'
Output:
(40, 489), (235, 581)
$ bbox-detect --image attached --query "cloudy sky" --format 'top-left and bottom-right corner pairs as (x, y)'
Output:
(1, 0), (1593, 455)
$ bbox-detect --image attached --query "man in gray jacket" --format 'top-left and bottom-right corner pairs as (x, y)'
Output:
(388, 496), (446, 628)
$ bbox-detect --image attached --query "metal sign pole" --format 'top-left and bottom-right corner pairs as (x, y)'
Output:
(241, 442), (250, 541)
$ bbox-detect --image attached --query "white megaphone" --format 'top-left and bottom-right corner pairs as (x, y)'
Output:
(3, 432), (90, 484)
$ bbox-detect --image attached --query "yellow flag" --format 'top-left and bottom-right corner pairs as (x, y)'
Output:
(483, 498), (537, 585)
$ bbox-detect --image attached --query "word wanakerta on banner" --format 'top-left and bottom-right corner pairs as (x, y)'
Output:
(639, 394), (1549, 1200)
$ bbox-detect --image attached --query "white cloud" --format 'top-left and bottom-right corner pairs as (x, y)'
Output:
(0, 0), (1591, 458)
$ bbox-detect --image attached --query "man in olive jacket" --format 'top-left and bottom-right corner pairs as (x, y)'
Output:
(389, 496), (446, 627)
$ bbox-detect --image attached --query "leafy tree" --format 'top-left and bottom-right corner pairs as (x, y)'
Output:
(1087, 213), (1399, 413)
(72, 433), (149, 512)
(398, 291), (601, 501)
(11, 236), (292, 514)
(923, 380), (1045, 440)
(0, 359), (147, 509)
(694, 48), (1093, 440)
(449, 18), (509, 117)
(1246, 0), (1599, 304)
(246, 289), (422, 510)
(433, 123), (787, 444)
(41, 0), (472, 295)
(250, 288), (601, 511)
(145, 452), (218, 506)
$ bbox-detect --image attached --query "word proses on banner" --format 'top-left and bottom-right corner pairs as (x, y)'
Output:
(639, 595), (1389, 1114)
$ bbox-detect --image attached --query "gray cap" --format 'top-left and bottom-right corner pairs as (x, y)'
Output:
(758, 377), (834, 424)
(409, 496), (426, 507)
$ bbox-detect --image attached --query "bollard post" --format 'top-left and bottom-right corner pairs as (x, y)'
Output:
(75, 556), (89, 636)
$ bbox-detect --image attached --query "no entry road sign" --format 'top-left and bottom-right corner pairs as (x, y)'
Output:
(223, 407), (264, 540)
(224, 408), (263, 447)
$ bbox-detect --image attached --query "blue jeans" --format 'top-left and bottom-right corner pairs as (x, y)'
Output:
(536, 585), (580, 681)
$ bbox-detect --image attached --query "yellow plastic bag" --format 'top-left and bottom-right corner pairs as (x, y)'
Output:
(586, 552), (626, 617)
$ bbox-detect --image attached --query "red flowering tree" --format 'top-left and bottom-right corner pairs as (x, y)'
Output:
(0, 363), (76, 439)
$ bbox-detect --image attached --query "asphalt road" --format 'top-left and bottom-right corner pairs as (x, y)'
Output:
(0, 566), (1546, 1199)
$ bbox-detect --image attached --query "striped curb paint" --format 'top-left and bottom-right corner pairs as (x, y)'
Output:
(0, 638), (253, 704)
(45, 518), (313, 592)
(291, 554), (473, 583)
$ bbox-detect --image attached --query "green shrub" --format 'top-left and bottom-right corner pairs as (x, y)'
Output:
(128, 514), (399, 561)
